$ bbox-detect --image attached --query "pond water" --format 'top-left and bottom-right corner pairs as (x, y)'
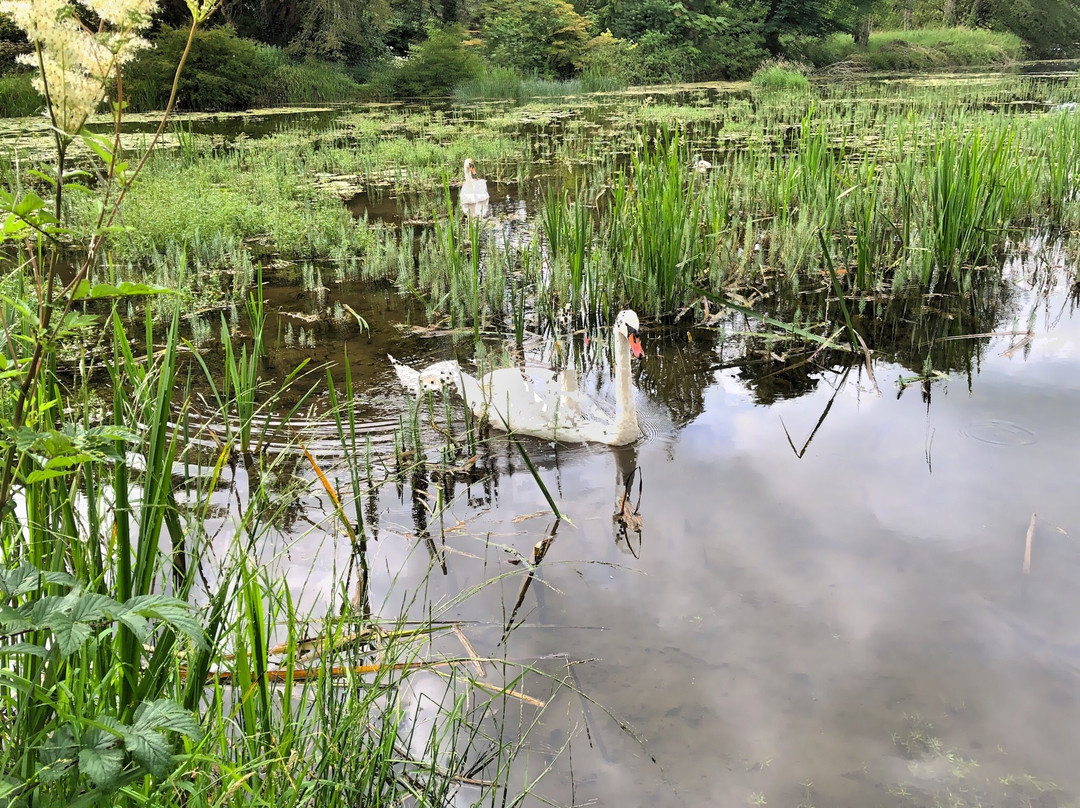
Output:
(139, 70), (1080, 806)
(190, 243), (1080, 807)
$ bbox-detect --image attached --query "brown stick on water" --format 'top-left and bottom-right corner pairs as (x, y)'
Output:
(1023, 512), (1037, 574)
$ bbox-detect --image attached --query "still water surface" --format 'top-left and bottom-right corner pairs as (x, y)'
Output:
(213, 251), (1080, 807)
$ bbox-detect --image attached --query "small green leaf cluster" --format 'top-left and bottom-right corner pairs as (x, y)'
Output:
(0, 562), (205, 803)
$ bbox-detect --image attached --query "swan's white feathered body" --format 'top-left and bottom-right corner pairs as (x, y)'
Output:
(392, 311), (644, 446)
(459, 158), (489, 205)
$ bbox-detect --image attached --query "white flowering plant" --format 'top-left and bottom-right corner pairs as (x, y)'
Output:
(0, 0), (221, 803)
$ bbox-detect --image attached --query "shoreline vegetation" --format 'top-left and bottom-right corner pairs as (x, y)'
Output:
(0, 27), (1041, 117)
(1, 0), (1078, 798)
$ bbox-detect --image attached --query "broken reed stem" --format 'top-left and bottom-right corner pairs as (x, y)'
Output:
(303, 444), (362, 549)
(853, 330), (882, 397)
(1023, 512), (1036, 574)
(185, 658), (545, 706)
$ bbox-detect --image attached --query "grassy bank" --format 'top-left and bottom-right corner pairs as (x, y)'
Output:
(798, 27), (1026, 71)
(0, 72), (40, 117)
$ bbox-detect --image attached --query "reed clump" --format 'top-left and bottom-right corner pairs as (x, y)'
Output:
(45, 70), (1080, 330)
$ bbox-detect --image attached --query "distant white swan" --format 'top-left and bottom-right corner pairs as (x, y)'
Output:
(391, 311), (645, 446)
(693, 154), (712, 174)
(459, 158), (489, 205)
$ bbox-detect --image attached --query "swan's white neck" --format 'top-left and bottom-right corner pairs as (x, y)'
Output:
(612, 327), (638, 444)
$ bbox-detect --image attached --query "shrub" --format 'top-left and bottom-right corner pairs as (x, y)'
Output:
(577, 31), (642, 85)
(635, 31), (698, 83)
(0, 72), (41, 117)
(750, 58), (810, 90)
(369, 27), (483, 98)
(477, 0), (590, 78)
(124, 26), (273, 112)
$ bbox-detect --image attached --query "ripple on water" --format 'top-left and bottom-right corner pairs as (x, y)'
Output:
(960, 419), (1038, 446)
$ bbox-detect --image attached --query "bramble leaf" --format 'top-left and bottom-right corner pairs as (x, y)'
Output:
(79, 729), (124, 791)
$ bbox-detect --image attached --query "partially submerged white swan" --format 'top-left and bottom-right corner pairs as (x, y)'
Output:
(693, 154), (712, 174)
(391, 311), (645, 446)
(459, 158), (489, 205)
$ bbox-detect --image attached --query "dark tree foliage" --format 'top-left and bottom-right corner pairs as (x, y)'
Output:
(0, 13), (29, 73)
(761, 0), (843, 54)
(597, 0), (769, 78)
(122, 25), (273, 111)
(375, 25), (482, 95)
(983, 0), (1080, 56)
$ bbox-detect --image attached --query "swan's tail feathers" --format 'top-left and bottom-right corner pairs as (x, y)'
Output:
(388, 354), (421, 395)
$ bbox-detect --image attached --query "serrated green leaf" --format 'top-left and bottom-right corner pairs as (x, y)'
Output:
(114, 609), (150, 641)
(85, 425), (141, 444)
(38, 725), (77, 782)
(134, 699), (202, 740)
(122, 725), (171, 779)
(0, 604), (30, 632)
(0, 561), (73, 598)
(26, 469), (75, 484)
(49, 613), (93, 656)
(79, 729), (124, 791)
(69, 592), (118, 625)
(125, 597), (207, 650)
(0, 642), (48, 658)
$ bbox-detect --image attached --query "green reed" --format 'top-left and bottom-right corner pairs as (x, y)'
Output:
(612, 132), (706, 316)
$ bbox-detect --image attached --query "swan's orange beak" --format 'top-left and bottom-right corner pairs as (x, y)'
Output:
(470, 165), (477, 177)
(627, 328), (643, 358)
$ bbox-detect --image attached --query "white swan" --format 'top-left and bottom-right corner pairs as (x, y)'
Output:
(459, 158), (489, 205)
(395, 311), (645, 446)
(693, 154), (712, 174)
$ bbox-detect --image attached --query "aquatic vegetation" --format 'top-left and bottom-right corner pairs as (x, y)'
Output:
(0, 7), (568, 807)
(750, 58), (811, 91)
(28, 70), (1080, 336)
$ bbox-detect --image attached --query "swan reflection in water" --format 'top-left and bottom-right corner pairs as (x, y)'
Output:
(391, 311), (645, 446)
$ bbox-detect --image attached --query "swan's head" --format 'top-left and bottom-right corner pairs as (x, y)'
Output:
(463, 158), (476, 178)
(614, 310), (643, 358)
